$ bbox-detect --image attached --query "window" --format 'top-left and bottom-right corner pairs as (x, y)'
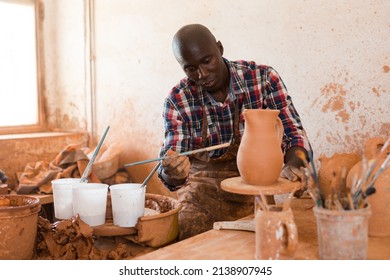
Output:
(0, 0), (45, 134)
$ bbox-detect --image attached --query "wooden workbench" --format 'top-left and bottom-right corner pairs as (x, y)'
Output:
(134, 195), (390, 260)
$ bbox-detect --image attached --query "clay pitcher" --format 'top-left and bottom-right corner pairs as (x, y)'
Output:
(237, 109), (284, 185)
(346, 137), (390, 237)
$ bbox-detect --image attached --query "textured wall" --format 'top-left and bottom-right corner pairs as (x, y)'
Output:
(42, 0), (390, 195)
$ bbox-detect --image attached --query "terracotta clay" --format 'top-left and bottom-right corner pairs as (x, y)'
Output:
(237, 109), (284, 186)
(317, 153), (361, 199)
(346, 137), (390, 237)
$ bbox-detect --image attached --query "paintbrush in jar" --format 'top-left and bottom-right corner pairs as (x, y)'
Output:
(365, 152), (390, 191)
(258, 193), (270, 212)
(353, 152), (390, 209)
(353, 138), (390, 201)
(282, 187), (299, 211)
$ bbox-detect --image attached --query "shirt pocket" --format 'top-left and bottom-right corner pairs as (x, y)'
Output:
(188, 120), (203, 147)
(206, 115), (220, 145)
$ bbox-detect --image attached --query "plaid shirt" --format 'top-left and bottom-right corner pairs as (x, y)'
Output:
(160, 58), (311, 158)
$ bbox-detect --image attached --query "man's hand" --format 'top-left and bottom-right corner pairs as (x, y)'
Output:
(280, 147), (310, 198)
(161, 150), (190, 181)
(280, 165), (307, 197)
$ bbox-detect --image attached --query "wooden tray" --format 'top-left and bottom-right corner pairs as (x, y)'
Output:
(92, 208), (159, 236)
(92, 221), (136, 236)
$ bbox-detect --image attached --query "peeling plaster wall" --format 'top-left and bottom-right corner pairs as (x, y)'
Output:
(43, 0), (390, 195)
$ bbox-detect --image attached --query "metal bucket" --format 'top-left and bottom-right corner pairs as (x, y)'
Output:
(0, 195), (41, 259)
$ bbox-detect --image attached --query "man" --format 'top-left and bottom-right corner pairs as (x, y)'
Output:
(158, 24), (312, 240)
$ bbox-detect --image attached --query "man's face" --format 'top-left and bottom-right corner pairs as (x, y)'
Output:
(175, 40), (227, 93)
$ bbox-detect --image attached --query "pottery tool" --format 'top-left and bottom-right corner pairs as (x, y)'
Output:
(258, 193), (270, 211)
(364, 152), (390, 191)
(353, 152), (390, 208)
(124, 142), (230, 167)
(353, 138), (389, 199)
(140, 162), (161, 188)
(80, 125), (110, 183)
(282, 186), (299, 211)
(255, 195), (266, 212)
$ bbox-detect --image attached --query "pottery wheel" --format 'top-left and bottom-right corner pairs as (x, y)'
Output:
(215, 177), (300, 232)
(221, 176), (300, 196)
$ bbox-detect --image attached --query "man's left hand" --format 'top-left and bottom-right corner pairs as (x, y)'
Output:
(280, 165), (307, 198)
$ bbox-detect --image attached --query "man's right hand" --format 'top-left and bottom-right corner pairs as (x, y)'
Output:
(161, 150), (191, 181)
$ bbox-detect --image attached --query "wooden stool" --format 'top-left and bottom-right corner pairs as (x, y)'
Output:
(213, 176), (300, 231)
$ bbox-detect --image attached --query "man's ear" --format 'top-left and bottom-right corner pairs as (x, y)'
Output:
(217, 41), (224, 56)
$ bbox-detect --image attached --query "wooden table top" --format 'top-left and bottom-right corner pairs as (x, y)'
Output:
(134, 196), (390, 260)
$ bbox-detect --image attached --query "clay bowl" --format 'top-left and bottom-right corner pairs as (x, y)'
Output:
(95, 193), (182, 248)
(136, 193), (182, 247)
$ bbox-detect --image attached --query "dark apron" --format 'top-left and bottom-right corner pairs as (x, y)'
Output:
(176, 100), (254, 240)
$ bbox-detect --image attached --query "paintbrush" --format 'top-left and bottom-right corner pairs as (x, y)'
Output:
(353, 138), (389, 195)
(124, 142), (230, 167)
(282, 187), (298, 211)
(80, 125), (110, 182)
(139, 162), (161, 188)
(365, 152), (390, 190)
(259, 193), (270, 212)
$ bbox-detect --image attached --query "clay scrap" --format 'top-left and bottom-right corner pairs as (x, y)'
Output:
(35, 215), (136, 260)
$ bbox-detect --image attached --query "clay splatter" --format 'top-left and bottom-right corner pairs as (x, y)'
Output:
(318, 83), (350, 123)
(379, 123), (390, 135)
(383, 65), (389, 73)
(372, 88), (379, 97)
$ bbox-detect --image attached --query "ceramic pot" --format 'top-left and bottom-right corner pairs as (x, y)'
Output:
(237, 109), (283, 186)
(317, 153), (361, 198)
(346, 137), (390, 237)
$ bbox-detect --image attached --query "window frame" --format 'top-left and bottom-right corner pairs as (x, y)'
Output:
(0, 0), (46, 135)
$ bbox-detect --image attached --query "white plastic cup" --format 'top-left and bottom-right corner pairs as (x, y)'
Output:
(109, 183), (146, 227)
(72, 183), (108, 226)
(52, 178), (81, 219)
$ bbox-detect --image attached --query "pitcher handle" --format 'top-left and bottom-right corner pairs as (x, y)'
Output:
(275, 117), (284, 144)
(365, 137), (388, 160)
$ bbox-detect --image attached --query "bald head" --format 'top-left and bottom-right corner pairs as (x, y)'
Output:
(171, 24), (228, 95)
(172, 24), (219, 62)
